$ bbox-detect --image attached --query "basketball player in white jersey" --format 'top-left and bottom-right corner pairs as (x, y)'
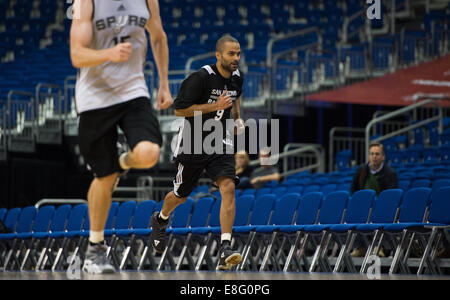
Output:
(70, 0), (171, 274)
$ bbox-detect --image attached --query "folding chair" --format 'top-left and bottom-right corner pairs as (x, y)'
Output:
(352, 189), (403, 274)
(281, 192), (323, 272)
(327, 190), (376, 273)
(65, 201), (120, 268)
(257, 193), (302, 271)
(49, 203), (88, 271)
(141, 198), (194, 271)
(113, 200), (156, 270)
(170, 196), (214, 271)
(300, 191), (349, 272)
(193, 194), (256, 271)
(34, 204), (72, 271)
(104, 201), (136, 269)
(235, 194), (277, 271)
(0, 208), (21, 268)
(19, 205), (55, 271)
(379, 187), (432, 274)
(387, 186), (450, 275)
(1, 206), (37, 270)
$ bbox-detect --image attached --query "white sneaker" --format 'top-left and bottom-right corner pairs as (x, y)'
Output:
(82, 242), (115, 274)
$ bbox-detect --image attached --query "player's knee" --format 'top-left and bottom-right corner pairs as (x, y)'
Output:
(133, 142), (160, 168)
(218, 178), (235, 197)
(93, 173), (118, 191)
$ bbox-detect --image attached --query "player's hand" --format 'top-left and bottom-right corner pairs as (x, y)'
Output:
(234, 118), (245, 135)
(109, 42), (132, 63)
(157, 86), (172, 110)
(214, 90), (232, 111)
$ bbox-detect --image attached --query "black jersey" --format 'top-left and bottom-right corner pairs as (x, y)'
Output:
(173, 64), (244, 164)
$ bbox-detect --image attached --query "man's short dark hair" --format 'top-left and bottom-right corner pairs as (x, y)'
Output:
(215, 35), (239, 53)
(369, 142), (385, 155)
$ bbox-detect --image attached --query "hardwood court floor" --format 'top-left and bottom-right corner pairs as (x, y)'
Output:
(0, 270), (449, 280)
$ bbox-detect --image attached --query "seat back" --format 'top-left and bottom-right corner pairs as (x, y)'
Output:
(104, 202), (120, 230)
(15, 206), (37, 233)
(303, 184), (320, 194)
(398, 180), (410, 191)
(50, 205), (71, 232)
(2, 207), (22, 232)
(272, 186), (287, 197)
(234, 194), (255, 226)
(132, 200), (156, 229)
(171, 198), (194, 228)
(410, 179), (431, 189)
(189, 197), (214, 227)
(287, 185), (303, 195)
(0, 208), (7, 221)
(208, 198), (221, 227)
(66, 204), (88, 232)
(317, 191), (349, 225)
(255, 187), (272, 198)
(295, 192), (323, 225)
(248, 194), (276, 225)
(113, 201), (136, 230)
(427, 186), (450, 224)
(344, 190), (376, 223)
(398, 187), (431, 223)
(369, 189), (403, 223)
(241, 188), (256, 196)
(32, 205), (55, 232)
(269, 193), (301, 225)
(431, 179), (450, 200)
(321, 184), (337, 196)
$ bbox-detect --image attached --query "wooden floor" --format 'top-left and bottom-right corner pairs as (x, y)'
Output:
(0, 270), (449, 280)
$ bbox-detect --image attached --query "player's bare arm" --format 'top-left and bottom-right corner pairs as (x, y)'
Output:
(146, 0), (172, 110)
(174, 90), (232, 117)
(232, 97), (245, 135)
(70, 0), (131, 68)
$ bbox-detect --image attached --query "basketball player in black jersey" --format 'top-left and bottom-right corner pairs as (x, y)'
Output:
(151, 36), (245, 270)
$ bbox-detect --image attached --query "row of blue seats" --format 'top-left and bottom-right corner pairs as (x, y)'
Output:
(1, 185), (449, 273)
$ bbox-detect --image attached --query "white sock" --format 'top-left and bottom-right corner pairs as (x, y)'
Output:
(119, 152), (131, 170)
(159, 211), (169, 220)
(89, 230), (104, 244)
(221, 233), (232, 243)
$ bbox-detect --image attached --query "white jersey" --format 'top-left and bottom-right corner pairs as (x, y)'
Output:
(75, 0), (151, 113)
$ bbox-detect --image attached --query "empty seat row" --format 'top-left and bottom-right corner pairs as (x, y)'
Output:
(1, 185), (449, 274)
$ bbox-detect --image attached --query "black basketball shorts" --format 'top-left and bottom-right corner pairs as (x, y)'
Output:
(172, 154), (236, 198)
(78, 97), (162, 178)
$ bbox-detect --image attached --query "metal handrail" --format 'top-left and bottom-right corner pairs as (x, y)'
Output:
(266, 27), (321, 67)
(35, 199), (87, 209)
(341, 8), (366, 44)
(365, 99), (443, 161)
(184, 52), (215, 77)
(247, 143), (324, 177)
(329, 127), (365, 172)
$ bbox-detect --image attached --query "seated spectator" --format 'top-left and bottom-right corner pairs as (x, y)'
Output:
(351, 142), (398, 196)
(350, 142), (398, 257)
(235, 150), (253, 179)
(250, 147), (280, 190)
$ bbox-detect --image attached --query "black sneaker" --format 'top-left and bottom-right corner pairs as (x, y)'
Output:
(150, 211), (168, 253)
(82, 242), (115, 274)
(217, 244), (242, 270)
